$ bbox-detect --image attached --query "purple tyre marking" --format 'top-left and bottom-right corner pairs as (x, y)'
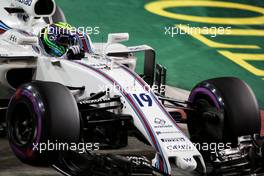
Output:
(9, 87), (44, 160)
(189, 87), (221, 110)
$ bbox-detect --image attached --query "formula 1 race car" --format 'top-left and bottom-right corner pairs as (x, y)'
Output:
(0, 0), (263, 175)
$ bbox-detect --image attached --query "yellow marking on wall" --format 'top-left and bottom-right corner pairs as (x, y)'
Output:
(145, 1), (264, 25)
(218, 51), (264, 76)
(176, 25), (261, 49)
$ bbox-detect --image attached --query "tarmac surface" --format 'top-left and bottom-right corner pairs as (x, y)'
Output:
(0, 139), (60, 176)
(0, 137), (193, 176)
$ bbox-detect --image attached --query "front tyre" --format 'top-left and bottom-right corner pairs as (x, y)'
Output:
(187, 77), (260, 145)
(7, 81), (80, 166)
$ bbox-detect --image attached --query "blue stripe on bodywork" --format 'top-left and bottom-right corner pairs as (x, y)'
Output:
(73, 61), (168, 174)
(0, 20), (11, 30)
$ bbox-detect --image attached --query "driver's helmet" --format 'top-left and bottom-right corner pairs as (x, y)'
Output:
(39, 22), (78, 57)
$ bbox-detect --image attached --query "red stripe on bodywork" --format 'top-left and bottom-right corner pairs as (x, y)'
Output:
(0, 29), (6, 34)
(81, 38), (88, 51)
(73, 61), (167, 173)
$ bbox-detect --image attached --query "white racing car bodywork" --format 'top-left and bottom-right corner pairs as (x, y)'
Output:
(0, 0), (206, 174)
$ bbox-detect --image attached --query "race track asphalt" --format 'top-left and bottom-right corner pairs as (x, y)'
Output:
(0, 139), (60, 176)
(0, 137), (192, 176)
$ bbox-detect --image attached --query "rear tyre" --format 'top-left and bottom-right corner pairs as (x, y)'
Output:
(7, 81), (80, 166)
(187, 77), (260, 145)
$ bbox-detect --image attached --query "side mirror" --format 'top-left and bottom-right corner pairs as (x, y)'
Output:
(107, 33), (129, 44)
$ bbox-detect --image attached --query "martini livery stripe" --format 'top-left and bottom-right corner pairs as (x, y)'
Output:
(120, 65), (184, 131)
(0, 20), (11, 34)
(73, 61), (168, 174)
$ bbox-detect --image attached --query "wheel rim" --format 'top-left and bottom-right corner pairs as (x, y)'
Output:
(190, 97), (224, 142)
(11, 102), (37, 147)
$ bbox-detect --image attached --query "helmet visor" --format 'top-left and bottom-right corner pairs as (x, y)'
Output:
(56, 33), (78, 47)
